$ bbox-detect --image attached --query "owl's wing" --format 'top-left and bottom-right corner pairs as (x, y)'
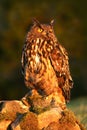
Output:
(49, 43), (73, 102)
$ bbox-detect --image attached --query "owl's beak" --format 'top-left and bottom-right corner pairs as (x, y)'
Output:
(42, 31), (48, 36)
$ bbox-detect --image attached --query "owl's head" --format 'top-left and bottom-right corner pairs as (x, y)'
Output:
(26, 19), (57, 41)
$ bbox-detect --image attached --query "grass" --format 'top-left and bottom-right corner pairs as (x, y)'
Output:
(67, 97), (87, 129)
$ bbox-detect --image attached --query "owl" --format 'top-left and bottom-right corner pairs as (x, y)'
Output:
(21, 19), (73, 102)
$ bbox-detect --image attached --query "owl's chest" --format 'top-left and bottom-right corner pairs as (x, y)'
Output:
(26, 38), (53, 69)
(28, 37), (53, 55)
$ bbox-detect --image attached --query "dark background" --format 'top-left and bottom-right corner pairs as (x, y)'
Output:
(0, 0), (87, 100)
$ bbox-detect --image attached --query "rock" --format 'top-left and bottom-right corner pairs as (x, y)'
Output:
(0, 98), (85, 130)
(0, 100), (28, 130)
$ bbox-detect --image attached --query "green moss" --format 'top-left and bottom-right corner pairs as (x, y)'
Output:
(30, 105), (51, 114)
(20, 112), (40, 130)
(59, 109), (86, 130)
(60, 109), (76, 125)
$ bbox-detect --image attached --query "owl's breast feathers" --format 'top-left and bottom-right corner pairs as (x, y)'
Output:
(22, 31), (73, 102)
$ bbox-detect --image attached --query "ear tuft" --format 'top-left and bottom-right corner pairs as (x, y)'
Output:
(32, 18), (41, 27)
(50, 19), (54, 26)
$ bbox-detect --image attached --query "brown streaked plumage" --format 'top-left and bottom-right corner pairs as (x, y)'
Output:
(21, 19), (73, 102)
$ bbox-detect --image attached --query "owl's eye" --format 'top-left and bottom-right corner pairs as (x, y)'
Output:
(38, 28), (43, 32)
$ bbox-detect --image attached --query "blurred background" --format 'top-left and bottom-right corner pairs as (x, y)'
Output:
(0, 0), (87, 100)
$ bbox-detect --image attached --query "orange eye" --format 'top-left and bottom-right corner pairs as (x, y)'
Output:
(38, 28), (43, 32)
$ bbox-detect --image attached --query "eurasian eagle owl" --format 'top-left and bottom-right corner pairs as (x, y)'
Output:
(21, 19), (73, 102)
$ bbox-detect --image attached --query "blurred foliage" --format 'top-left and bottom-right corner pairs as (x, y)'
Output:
(0, 0), (87, 99)
(68, 97), (87, 129)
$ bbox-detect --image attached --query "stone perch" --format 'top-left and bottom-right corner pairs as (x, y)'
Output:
(0, 89), (85, 130)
